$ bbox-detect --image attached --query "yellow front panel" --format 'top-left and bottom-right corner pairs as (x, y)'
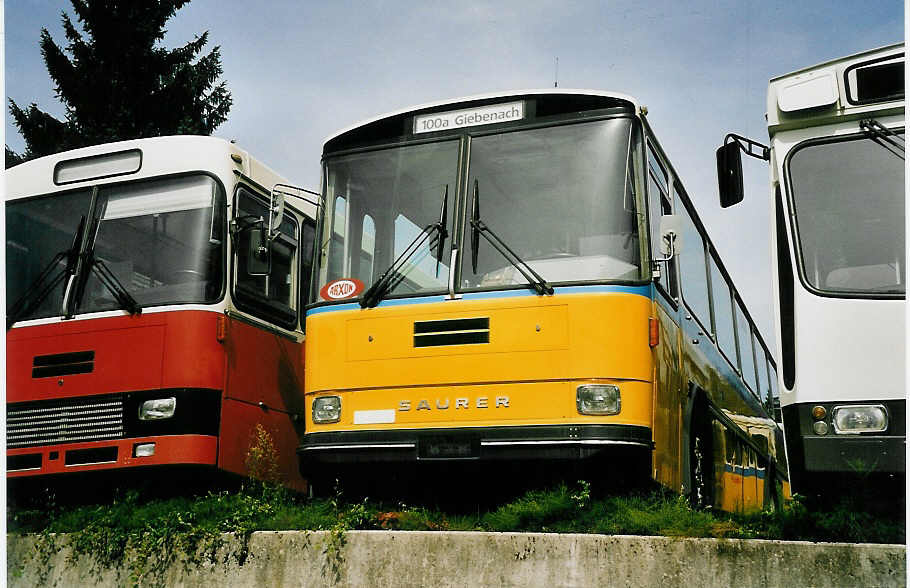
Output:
(309, 379), (652, 433)
(306, 291), (653, 431)
(346, 304), (569, 362)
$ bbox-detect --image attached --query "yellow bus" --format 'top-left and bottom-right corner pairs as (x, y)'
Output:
(301, 91), (787, 511)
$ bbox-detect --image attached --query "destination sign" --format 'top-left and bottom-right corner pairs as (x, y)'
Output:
(414, 101), (525, 134)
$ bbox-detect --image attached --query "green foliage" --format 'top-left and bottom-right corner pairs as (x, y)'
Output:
(7, 481), (903, 584)
(7, 0), (232, 166)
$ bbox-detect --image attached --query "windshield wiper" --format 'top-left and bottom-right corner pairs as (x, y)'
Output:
(360, 185), (449, 309)
(6, 217), (86, 330)
(84, 258), (143, 316)
(469, 180), (554, 296)
(63, 192), (141, 318)
(860, 119), (904, 160)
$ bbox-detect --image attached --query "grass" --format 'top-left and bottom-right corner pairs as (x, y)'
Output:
(9, 479), (905, 544)
(7, 477), (905, 588)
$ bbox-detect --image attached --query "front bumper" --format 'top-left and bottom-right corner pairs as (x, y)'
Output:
(299, 423), (652, 465)
(7, 434), (218, 477)
(783, 401), (906, 476)
(800, 436), (905, 473)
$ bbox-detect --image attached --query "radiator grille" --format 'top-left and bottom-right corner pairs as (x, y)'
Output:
(32, 350), (95, 378)
(414, 317), (490, 347)
(7, 395), (124, 449)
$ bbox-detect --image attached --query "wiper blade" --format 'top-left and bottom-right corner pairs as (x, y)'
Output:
(89, 257), (143, 316)
(6, 216), (86, 330)
(63, 188), (141, 318)
(860, 119), (904, 160)
(469, 180), (554, 296)
(360, 185), (449, 309)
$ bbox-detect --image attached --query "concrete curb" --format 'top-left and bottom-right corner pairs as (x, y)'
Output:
(7, 531), (906, 587)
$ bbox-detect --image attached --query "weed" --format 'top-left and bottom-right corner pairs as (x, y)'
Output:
(7, 478), (904, 585)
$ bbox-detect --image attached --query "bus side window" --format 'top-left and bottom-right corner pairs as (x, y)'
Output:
(234, 187), (299, 329)
(734, 299), (758, 394)
(677, 191), (711, 328)
(647, 144), (677, 300)
(755, 336), (770, 411)
(724, 428), (737, 469)
(709, 254), (737, 366)
(769, 364), (781, 422)
(300, 218), (316, 314)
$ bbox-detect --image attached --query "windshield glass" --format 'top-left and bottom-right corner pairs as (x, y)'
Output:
(787, 131), (905, 295)
(319, 140), (460, 300)
(6, 175), (224, 322)
(462, 118), (640, 288)
(6, 190), (93, 321)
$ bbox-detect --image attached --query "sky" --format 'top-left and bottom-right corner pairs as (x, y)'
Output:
(4, 0), (905, 348)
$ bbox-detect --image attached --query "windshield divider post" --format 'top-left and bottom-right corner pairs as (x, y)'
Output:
(64, 187), (103, 319)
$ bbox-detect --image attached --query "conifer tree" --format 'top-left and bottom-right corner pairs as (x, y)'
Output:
(7, 0), (232, 167)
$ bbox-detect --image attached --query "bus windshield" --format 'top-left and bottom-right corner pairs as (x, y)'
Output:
(6, 175), (225, 321)
(787, 131), (905, 296)
(317, 117), (641, 301)
(461, 118), (639, 289)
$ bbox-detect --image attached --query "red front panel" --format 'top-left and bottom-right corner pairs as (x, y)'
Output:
(7, 311), (224, 403)
(7, 310), (309, 491)
(7, 310), (226, 478)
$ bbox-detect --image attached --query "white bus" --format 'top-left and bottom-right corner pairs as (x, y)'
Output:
(716, 44), (904, 498)
(6, 136), (317, 493)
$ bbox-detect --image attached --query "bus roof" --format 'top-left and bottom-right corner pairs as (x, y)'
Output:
(323, 89), (641, 149)
(767, 43), (904, 133)
(5, 135), (287, 203)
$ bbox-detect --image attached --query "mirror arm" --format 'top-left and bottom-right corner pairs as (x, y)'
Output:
(653, 231), (677, 263)
(724, 133), (770, 162)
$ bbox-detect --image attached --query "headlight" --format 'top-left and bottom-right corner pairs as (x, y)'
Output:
(832, 405), (888, 434)
(139, 397), (176, 420)
(312, 396), (342, 423)
(576, 384), (620, 415)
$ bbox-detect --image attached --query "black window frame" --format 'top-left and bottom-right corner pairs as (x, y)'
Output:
(646, 139), (678, 305)
(783, 129), (906, 301)
(231, 185), (301, 331)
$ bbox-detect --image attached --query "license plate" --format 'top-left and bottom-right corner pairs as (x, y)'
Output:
(419, 437), (478, 459)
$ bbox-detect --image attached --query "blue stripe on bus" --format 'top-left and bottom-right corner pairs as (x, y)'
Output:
(723, 464), (767, 479)
(305, 284), (652, 316)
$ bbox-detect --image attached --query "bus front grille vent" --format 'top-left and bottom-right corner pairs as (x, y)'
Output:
(6, 394), (124, 449)
(413, 317), (490, 347)
(32, 350), (95, 378)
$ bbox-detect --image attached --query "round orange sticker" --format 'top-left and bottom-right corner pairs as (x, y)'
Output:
(320, 278), (365, 301)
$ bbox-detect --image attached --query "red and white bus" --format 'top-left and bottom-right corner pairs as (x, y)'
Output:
(6, 136), (316, 491)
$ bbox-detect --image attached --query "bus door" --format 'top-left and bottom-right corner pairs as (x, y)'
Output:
(220, 185), (310, 490)
(646, 140), (683, 489)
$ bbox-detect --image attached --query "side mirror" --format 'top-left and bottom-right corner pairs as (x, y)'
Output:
(246, 225), (271, 276)
(716, 141), (744, 208)
(658, 214), (683, 259)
